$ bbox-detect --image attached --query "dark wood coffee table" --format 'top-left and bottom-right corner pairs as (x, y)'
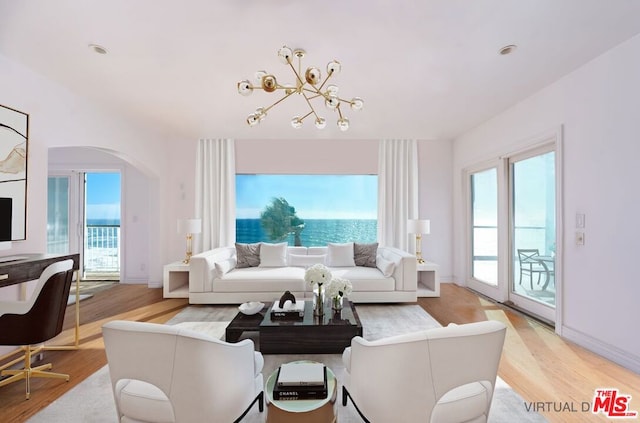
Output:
(259, 300), (363, 354)
(225, 304), (269, 343)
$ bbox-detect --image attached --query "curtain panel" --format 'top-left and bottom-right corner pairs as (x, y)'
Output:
(377, 139), (419, 251)
(195, 138), (236, 252)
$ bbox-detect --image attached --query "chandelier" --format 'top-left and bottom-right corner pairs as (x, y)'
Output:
(237, 46), (364, 131)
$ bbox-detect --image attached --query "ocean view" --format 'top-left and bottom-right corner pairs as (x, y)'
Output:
(236, 218), (377, 246)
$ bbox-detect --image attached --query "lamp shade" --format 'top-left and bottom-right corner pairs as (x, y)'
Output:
(177, 218), (202, 234)
(407, 219), (430, 235)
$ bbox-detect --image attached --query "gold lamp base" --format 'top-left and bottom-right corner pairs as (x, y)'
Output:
(183, 233), (193, 264)
(415, 234), (425, 264)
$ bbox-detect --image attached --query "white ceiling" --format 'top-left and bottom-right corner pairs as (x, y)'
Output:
(2, 0), (640, 141)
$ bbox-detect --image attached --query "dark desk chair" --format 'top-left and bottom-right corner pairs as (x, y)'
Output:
(0, 259), (74, 399)
(517, 249), (547, 289)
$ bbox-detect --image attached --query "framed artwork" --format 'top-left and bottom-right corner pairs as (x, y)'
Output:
(0, 104), (28, 241)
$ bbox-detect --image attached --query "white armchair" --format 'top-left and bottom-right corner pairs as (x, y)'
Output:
(342, 320), (506, 423)
(102, 320), (264, 423)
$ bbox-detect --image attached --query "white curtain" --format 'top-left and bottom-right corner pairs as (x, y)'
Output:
(377, 139), (419, 250)
(195, 138), (236, 251)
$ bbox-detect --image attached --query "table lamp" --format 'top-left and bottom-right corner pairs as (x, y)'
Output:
(407, 219), (430, 264)
(177, 218), (202, 264)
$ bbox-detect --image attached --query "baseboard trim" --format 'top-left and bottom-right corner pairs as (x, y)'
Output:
(562, 325), (640, 374)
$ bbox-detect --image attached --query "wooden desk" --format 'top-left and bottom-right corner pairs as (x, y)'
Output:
(0, 253), (81, 349)
(0, 254), (80, 288)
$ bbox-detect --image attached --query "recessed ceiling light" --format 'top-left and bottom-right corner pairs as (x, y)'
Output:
(499, 44), (517, 55)
(89, 44), (108, 55)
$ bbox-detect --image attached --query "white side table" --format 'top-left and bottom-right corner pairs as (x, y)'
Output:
(417, 261), (440, 297)
(163, 261), (189, 298)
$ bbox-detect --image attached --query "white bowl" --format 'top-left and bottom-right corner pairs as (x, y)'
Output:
(239, 301), (265, 315)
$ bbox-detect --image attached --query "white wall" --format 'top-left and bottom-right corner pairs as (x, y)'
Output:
(0, 53), (178, 286)
(452, 34), (640, 372)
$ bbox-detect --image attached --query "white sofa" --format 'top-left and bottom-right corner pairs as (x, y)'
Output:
(189, 245), (417, 304)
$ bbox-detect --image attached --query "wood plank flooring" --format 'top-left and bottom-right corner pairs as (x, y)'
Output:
(420, 285), (640, 422)
(1, 283), (638, 422)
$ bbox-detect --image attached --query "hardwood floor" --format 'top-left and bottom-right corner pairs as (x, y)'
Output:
(1, 283), (638, 422)
(420, 285), (640, 422)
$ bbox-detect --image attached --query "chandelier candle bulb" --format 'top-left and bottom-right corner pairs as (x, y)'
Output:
(237, 45), (363, 130)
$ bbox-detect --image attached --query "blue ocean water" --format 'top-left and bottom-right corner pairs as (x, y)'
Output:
(236, 219), (377, 246)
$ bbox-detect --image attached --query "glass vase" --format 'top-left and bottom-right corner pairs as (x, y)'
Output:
(331, 295), (343, 311)
(313, 283), (324, 317)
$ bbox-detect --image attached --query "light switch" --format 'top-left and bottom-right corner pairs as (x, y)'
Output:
(576, 213), (585, 229)
(575, 231), (585, 245)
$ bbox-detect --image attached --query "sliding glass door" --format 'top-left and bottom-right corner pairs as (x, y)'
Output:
(466, 164), (505, 301)
(470, 168), (498, 284)
(465, 136), (559, 324)
(47, 175), (73, 254)
(509, 148), (556, 321)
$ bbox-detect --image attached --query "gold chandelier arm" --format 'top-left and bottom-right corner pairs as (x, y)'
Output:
(304, 92), (324, 101)
(287, 61), (306, 91)
(336, 104), (344, 119)
(316, 71), (334, 92)
(262, 90), (297, 113)
(300, 91), (320, 119)
(302, 87), (327, 98)
(298, 111), (314, 121)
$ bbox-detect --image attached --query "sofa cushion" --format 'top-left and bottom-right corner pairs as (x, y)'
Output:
(259, 242), (288, 267)
(431, 382), (490, 423)
(215, 257), (236, 277)
(354, 242), (378, 267)
(214, 267), (306, 292)
(376, 255), (396, 277)
(329, 267), (395, 291)
(326, 242), (356, 267)
(289, 254), (326, 267)
(235, 243), (261, 268)
(116, 379), (175, 423)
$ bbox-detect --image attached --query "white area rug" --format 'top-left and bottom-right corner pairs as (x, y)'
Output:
(29, 305), (546, 422)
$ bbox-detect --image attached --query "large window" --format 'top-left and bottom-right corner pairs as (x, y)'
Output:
(236, 174), (377, 246)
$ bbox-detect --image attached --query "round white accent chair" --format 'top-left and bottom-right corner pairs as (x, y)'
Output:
(342, 320), (507, 423)
(102, 320), (264, 423)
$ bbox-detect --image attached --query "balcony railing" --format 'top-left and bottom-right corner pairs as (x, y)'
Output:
(84, 224), (120, 276)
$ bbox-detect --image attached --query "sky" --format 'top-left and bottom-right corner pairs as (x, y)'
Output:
(86, 172), (121, 221)
(236, 174), (377, 219)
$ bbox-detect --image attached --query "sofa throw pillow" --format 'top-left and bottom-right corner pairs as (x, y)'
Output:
(326, 242), (355, 267)
(215, 257), (237, 278)
(289, 254), (327, 268)
(376, 255), (395, 277)
(235, 242), (261, 268)
(354, 242), (378, 267)
(259, 242), (288, 267)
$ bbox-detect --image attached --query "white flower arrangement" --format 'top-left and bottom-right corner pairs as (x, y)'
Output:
(326, 277), (353, 299)
(304, 263), (332, 286)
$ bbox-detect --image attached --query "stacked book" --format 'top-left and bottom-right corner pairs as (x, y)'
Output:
(270, 300), (305, 320)
(273, 362), (328, 400)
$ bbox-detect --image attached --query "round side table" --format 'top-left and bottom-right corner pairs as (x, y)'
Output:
(265, 361), (337, 423)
